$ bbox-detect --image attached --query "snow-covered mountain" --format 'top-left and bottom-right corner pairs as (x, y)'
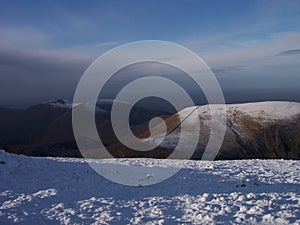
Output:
(0, 150), (299, 224)
(111, 101), (300, 159)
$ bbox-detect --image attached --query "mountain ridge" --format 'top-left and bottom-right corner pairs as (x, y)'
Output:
(1, 101), (300, 160)
(109, 101), (300, 160)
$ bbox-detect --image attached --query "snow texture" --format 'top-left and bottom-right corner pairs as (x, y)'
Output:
(185, 101), (300, 121)
(0, 150), (299, 224)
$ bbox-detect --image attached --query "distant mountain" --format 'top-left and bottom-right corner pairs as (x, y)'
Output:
(108, 102), (300, 160)
(0, 99), (171, 157)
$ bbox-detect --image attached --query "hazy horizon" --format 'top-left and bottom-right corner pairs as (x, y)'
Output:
(0, 1), (300, 108)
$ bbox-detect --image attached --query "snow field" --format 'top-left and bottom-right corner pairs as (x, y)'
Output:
(0, 150), (299, 224)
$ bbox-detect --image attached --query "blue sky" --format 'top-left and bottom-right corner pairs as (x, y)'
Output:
(0, 0), (300, 105)
(1, 1), (299, 48)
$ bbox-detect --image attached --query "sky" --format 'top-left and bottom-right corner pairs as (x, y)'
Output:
(0, 0), (300, 106)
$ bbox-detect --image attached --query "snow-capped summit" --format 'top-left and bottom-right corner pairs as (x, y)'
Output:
(43, 99), (72, 108)
(179, 101), (300, 121)
(225, 101), (300, 120)
(139, 101), (300, 160)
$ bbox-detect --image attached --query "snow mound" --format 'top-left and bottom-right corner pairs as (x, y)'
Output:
(0, 150), (299, 224)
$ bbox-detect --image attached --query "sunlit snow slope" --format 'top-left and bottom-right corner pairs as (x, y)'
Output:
(139, 101), (300, 160)
(0, 150), (299, 224)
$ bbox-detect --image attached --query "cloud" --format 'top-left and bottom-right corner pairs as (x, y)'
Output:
(0, 26), (52, 49)
(195, 32), (300, 70)
(0, 22), (300, 106)
(0, 45), (93, 104)
(277, 49), (300, 56)
(0, 25), (123, 105)
(211, 65), (246, 74)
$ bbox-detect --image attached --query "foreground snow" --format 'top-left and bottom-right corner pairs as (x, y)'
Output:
(0, 150), (299, 224)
